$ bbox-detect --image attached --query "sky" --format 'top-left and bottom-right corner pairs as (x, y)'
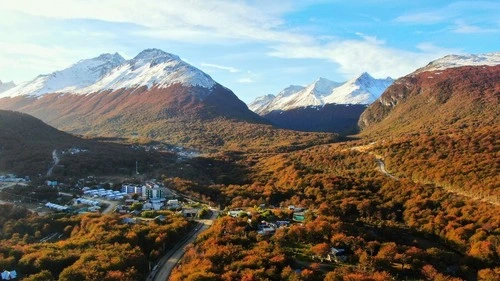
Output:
(0, 0), (499, 103)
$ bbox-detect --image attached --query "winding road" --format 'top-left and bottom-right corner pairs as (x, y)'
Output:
(148, 210), (218, 281)
(46, 149), (59, 177)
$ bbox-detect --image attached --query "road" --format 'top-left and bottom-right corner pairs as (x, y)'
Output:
(148, 210), (218, 281)
(376, 158), (398, 180)
(351, 144), (499, 206)
(46, 149), (59, 177)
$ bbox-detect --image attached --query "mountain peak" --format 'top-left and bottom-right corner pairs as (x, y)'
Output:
(95, 52), (126, 64)
(133, 48), (180, 62)
(0, 80), (16, 93)
(355, 72), (372, 80)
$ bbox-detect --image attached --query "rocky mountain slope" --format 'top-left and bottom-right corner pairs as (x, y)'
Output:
(359, 59), (500, 134)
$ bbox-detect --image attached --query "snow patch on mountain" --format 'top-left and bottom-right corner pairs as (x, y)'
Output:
(416, 52), (500, 73)
(0, 80), (16, 93)
(0, 49), (216, 98)
(250, 73), (392, 115)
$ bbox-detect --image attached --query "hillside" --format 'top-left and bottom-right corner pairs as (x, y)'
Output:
(359, 65), (499, 134)
(0, 110), (171, 177)
(358, 64), (500, 202)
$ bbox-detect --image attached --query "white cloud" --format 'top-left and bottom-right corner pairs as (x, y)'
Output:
(268, 38), (456, 79)
(394, 11), (448, 24)
(200, 63), (240, 73)
(237, 78), (254, 83)
(453, 21), (497, 34)
(0, 0), (309, 44)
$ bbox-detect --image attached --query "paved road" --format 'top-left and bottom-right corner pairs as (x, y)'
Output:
(46, 149), (59, 177)
(148, 210), (218, 281)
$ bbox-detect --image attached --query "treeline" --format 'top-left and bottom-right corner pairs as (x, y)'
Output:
(0, 204), (191, 280)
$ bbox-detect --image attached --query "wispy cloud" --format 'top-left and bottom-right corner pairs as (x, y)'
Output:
(237, 78), (254, 83)
(394, 11), (448, 24)
(200, 63), (240, 73)
(394, 1), (500, 26)
(453, 21), (498, 34)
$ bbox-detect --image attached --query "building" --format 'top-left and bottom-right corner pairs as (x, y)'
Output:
(121, 184), (143, 195)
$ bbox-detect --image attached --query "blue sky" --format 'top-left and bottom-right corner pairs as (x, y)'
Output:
(0, 0), (498, 103)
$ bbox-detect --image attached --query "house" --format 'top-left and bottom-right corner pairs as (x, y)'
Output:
(228, 210), (247, 217)
(122, 217), (136, 224)
(1, 270), (17, 280)
(46, 180), (58, 187)
(292, 212), (305, 222)
(327, 247), (347, 263)
(166, 199), (180, 210)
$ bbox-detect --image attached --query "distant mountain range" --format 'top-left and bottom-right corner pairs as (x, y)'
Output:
(0, 48), (335, 151)
(248, 73), (393, 133)
(249, 73), (393, 115)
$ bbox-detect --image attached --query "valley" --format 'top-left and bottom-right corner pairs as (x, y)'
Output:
(0, 50), (498, 281)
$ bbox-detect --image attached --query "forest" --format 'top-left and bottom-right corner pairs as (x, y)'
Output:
(169, 139), (499, 281)
(0, 204), (192, 281)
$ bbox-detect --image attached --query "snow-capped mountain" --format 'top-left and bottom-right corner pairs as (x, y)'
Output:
(1, 53), (125, 98)
(250, 73), (392, 115)
(0, 49), (216, 99)
(0, 80), (16, 93)
(416, 52), (500, 73)
(76, 49), (215, 95)
(0, 48), (265, 149)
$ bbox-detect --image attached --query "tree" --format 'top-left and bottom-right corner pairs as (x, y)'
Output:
(311, 243), (330, 259)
